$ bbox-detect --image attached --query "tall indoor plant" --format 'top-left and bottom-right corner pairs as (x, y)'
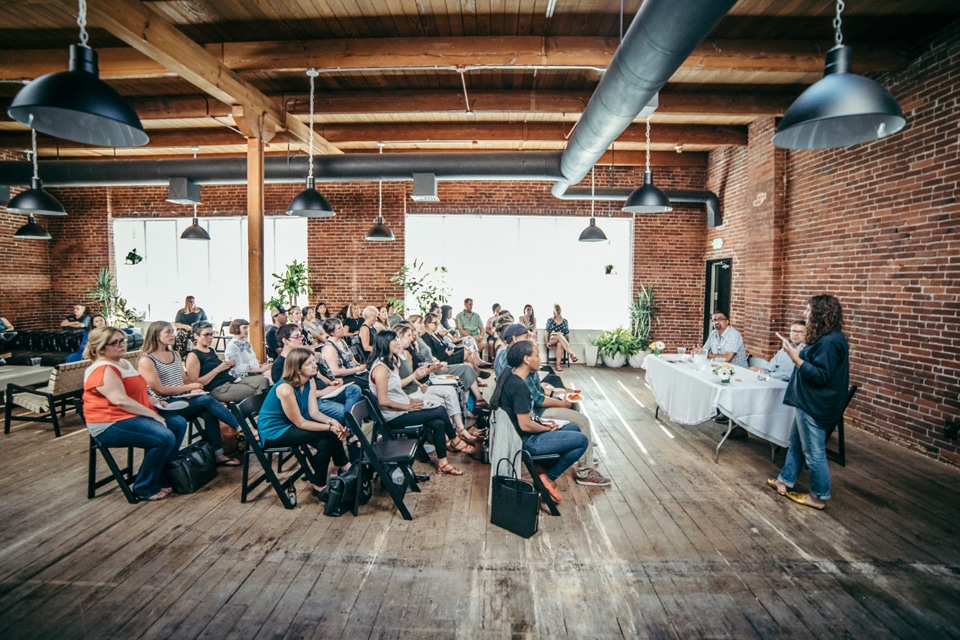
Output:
(264, 259), (313, 311)
(389, 259), (450, 315)
(629, 284), (658, 365)
(89, 268), (145, 329)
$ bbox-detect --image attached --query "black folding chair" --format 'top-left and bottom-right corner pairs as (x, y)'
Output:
(228, 394), (315, 509)
(345, 398), (421, 520)
(825, 385), (858, 467)
(361, 388), (430, 462)
(75, 399), (139, 504)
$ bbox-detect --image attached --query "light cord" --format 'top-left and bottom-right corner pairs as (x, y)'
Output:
(31, 128), (39, 179)
(307, 69), (317, 181)
(645, 116), (652, 173)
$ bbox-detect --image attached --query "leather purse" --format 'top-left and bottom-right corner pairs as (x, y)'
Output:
(165, 441), (218, 494)
(490, 451), (540, 538)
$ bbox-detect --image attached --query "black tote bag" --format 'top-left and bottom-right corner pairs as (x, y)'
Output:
(490, 451), (540, 538)
(166, 441), (218, 494)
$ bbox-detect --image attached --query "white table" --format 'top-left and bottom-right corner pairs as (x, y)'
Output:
(0, 365), (54, 405)
(642, 355), (796, 460)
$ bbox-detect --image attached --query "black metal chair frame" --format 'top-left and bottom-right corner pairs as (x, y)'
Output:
(346, 398), (421, 520)
(228, 394), (315, 509)
(74, 399), (140, 504)
(825, 385), (858, 467)
(361, 387), (430, 463)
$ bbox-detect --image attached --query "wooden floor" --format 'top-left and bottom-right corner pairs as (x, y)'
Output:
(1, 365), (959, 639)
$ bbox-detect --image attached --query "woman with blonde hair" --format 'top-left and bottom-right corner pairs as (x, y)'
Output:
(357, 305), (379, 360)
(172, 295), (207, 357)
(545, 303), (578, 371)
(82, 326), (188, 501)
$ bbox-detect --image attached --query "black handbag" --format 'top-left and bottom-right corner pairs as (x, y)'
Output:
(490, 451), (540, 538)
(324, 465), (372, 517)
(166, 441), (218, 494)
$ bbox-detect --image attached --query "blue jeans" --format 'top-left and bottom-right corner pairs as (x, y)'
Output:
(97, 414), (187, 499)
(778, 408), (831, 501)
(521, 424), (589, 481)
(316, 384), (362, 423)
(171, 394), (239, 454)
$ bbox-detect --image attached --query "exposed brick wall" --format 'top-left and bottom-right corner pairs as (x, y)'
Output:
(707, 23), (960, 466)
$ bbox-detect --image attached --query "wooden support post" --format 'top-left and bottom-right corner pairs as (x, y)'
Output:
(247, 137), (266, 362)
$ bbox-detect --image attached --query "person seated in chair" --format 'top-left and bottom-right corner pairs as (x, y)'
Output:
(320, 317), (369, 389)
(751, 321), (806, 382)
(265, 306), (287, 357)
(223, 318), (274, 383)
(409, 315), (489, 412)
(138, 320), (241, 466)
(65, 313), (106, 363)
(82, 326), (187, 501)
(61, 303), (91, 332)
(256, 347), (352, 503)
(545, 303), (579, 371)
(186, 321), (270, 403)
(368, 330), (474, 476)
(489, 340), (589, 504)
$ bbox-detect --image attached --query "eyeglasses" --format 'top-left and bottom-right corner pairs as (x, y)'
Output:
(199, 332), (214, 338)
(105, 338), (126, 347)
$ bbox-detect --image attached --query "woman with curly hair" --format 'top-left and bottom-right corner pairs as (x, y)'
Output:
(769, 294), (849, 510)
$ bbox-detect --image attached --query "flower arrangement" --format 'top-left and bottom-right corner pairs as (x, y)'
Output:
(713, 363), (735, 384)
(651, 340), (665, 355)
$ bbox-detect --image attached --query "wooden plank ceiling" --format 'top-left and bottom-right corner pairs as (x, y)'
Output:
(0, 0), (955, 164)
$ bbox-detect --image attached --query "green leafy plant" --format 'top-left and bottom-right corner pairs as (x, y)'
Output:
(264, 259), (312, 310)
(389, 259), (450, 315)
(89, 268), (145, 328)
(630, 284), (658, 351)
(386, 297), (405, 314)
(594, 326), (642, 357)
(124, 248), (142, 265)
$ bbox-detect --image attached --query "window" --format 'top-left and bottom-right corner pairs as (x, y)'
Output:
(114, 216), (307, 325)
(404, 214), (632, 330)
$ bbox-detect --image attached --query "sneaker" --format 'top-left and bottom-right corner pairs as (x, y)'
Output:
(575, 469), (611, 487)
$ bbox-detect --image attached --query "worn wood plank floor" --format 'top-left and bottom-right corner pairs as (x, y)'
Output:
(1, 365), (959, 639)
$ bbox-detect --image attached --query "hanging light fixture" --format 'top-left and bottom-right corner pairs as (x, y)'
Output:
(579, 167), (607, 242)
(286, 69), (334, 217)
(623, 116), (672, 214)
(7, 0), (147, 147)
(14, 215), (52, 240)
(773, 0), (905, 149)
(180, 203), (210, 240)
(7, 129), (66, 216)
(365, 142), (395, 241)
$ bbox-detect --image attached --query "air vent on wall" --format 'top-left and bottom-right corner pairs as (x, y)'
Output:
(411, 173), (439, 202)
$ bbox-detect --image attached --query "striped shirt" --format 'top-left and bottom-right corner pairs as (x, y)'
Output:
(144, 352), (186, 396)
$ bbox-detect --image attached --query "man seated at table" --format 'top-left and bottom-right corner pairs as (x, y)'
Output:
(703, 311), (748, 430)
(751, 321), (806, 382)
(494, 323), (611, 487)
(61, 304), (91, 332)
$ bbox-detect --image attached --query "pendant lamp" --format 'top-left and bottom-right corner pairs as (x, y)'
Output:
(286, 69), (334, 217)
(7, 0), (147, 147)
(773, 0), (905, 149)
(623, 116), (672, 214)
(7, 129), (67, 216)
(579, 167), (607, 242)
(365, 143), (395, 241)
(180, 203), (210, 240)
(14, 215), (52, 240)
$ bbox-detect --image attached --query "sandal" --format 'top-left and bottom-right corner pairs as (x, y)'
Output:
(555, 365), (563, 371)
(457, 429), (479, 444)
(766, 478), (787, 496)
(449, 438), (476, 455)
(785, 491), (826, 510)
(216, 455), (241, 466)
(570, 354), (579, 363)
(537, 473), (563, 503)
(437, 461), (464, 475)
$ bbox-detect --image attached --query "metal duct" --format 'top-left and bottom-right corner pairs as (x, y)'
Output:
(553, 0), (737, 197)
(560, 187), (721, 225)
(0, 152), (563, 188)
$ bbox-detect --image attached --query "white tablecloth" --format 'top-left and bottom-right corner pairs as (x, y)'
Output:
(642, 355), (795, 448)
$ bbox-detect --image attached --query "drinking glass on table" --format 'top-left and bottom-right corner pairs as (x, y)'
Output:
(757, 370), (770, 382)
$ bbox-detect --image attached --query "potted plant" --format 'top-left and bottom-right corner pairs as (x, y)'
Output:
(628, 284), (657, 366)
(389, 259), (451, 315)
(89, 268), (145, 330)
(595, 326), (640, 368)
(264, 259), (312, 311)
(584, 334), (601, 367)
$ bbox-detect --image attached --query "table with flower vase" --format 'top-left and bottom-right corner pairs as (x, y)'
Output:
(642, 354), (796, 462)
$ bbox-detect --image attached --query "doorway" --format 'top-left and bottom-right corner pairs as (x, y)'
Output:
(703, 258), (732, 342)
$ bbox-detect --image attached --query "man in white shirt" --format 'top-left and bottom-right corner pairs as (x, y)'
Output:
(751, 321), (806, 381)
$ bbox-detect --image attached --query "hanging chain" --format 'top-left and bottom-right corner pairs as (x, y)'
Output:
(645, 116), (652, 173)
(77, 0), (90, 47)
(378, 142), (384, 219)
(833, 0), (845, 47)
(31, 128), (39, 179)
(306, 69), (317, 181)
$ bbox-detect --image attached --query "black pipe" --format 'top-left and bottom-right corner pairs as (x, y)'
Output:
(560, 187), (721, 224)
(0, 151), (564, 187)
(553, 0), (737, 197)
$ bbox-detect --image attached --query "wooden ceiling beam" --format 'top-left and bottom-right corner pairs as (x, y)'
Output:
(0, 36), (911, 81)
(42, 0), (339, 155)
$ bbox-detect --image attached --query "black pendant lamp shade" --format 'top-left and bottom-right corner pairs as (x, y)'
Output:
(365, 217), (395, 241)
(623, 170), (672, 214)
(578, 217), (607, 242)
(287, 176), (335, 217)
(14, 215), (52, 240)
(773, 46), (905, 149)
(180, 217), (210, 240)
(8, 45), (148, 148)
(6, 176), (66, 216)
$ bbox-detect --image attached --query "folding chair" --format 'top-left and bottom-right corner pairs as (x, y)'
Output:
(361, 387), (430, 462)
(228, 394), (315, 509)
(345, 398), (421, 520)
(490, 408), (560, 516)
(75, 399), (139, 504)
(825, 385), (858, 467)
